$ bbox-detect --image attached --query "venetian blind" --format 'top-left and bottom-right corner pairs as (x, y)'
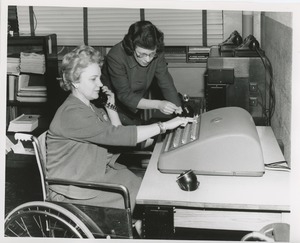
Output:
(17, 6), (223, 47)
(17, 6), (84, 46)
(145, 9), (223, 46)
(88, 8), (140, 46)
(17, 6), (31, 36)
(207, 10), (224, 46)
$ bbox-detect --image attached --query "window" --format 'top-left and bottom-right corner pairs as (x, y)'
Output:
(145, 9), (204, 46)
(16, 6), (223, 47)
(17, 6), (84, 46)
(88, 8), (140, 46)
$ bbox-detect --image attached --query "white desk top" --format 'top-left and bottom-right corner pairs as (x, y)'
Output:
(136, 126), (290, 211)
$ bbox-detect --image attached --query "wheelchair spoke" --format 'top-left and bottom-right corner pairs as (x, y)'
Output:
(20, 217), (32, 237)
(6, 226), (20, 237)
(5, 201), (96, 238)
(33, 214), (46, 237)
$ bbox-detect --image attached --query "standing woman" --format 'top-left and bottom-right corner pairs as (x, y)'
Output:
(46, 45), (192, 212)
(99, 20), (183, 125)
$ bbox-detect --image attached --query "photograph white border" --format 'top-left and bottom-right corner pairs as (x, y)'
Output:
(1, 0), (300, 242)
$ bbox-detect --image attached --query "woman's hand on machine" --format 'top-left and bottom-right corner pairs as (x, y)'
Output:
(164, 116), (194, 130)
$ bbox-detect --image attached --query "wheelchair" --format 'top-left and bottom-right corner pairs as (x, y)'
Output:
(4, 132), (138, 239)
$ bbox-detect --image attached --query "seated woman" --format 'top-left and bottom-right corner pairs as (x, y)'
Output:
(46, 45), (192, 213)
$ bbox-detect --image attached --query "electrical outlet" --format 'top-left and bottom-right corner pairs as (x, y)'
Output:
(249, 82), (258, 92)
(249, 97), (258, 106)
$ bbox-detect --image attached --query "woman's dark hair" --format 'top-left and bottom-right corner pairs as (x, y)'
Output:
(122, 20), (164, 55)
(60, 45), (102, 91)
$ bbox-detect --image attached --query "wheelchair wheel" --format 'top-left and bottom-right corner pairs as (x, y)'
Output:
(5, 201), (95, 238)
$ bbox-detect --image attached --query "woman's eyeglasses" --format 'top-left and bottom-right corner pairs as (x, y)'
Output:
(134, 50), (158, 59)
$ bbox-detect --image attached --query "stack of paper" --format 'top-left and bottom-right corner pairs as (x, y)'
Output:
(20, 52), (46, 74)
(7, 57), (20, 75)
(8, 114), (40, 132)
(16, 74), (47, 102)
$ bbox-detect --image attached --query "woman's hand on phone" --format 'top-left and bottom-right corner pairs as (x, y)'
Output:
(101, 86), (115, 104)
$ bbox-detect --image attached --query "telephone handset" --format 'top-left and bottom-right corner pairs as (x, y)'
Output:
(92, 88), (108, 108)
(98, 89), (108, 106)
(234, 34), (260, 57)
(232, 34), (243, 46)
(98, 88), (108, 106)
(220, 30), (243, 46)
(219, 30), (243, 53)
(236, 34), (260, 51)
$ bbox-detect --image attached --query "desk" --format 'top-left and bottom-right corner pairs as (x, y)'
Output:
(136, 126), (290, 238)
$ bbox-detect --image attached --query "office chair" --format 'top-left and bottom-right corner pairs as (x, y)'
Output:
(4, 132), (136, 239)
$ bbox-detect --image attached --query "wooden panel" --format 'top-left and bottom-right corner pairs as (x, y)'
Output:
(168, 63), (206, 97)
(174, 208), (290, 231)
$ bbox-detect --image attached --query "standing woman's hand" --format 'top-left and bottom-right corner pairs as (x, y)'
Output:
(157, 100), (180, 115)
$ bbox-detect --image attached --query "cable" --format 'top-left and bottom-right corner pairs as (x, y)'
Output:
(257, 87), (269, 124)
(33, 9), (37, 32)
(255, 48), (276, 126)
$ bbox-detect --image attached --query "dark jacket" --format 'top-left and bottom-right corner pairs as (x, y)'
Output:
(101, 42), (181, 124)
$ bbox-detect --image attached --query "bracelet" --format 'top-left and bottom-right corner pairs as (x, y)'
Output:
(157, 122), (166, 134)
(105, 102), (117, 112)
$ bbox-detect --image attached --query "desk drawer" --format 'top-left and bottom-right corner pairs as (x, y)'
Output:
(174, 208), (289, 231)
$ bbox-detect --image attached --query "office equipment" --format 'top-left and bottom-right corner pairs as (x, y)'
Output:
(176, 169), (199, 191)
(218, 30), (243, 57)
(186, 46), (210, 63)
(8, 114), (40, 132)
(137, 126), (290, 239)
(158, 107), (265, 177)
(234, 34), (261, 57)
(206, 47), (267, 125)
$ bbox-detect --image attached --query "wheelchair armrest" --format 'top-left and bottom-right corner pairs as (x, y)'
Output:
(46, 178), (131, 211)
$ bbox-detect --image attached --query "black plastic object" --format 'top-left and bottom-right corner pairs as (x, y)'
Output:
(176, 169), (200, 191)
(98, 88), (108, 105)
(219, 30), (243, 47)
(179, 94), (195, 117)
(92, 88), (108, 108)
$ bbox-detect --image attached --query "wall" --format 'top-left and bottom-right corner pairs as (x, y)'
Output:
(261, 12), (292, 164)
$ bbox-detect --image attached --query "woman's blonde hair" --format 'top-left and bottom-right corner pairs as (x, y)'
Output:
(60, 45), (102, 91)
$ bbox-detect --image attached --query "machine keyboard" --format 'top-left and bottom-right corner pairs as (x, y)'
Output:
(164, 116), (201, 152)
